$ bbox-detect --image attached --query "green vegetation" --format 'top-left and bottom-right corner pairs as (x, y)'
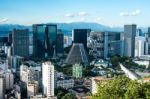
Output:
(91, 76), (150, 99)
(54, 64), (72, 76)
(110, 56), (146, 71)
(55, 87), (76, 99)
(62, 93), (76, 99)
(110, 56), (130, 68)
(82, 65), (94, 77)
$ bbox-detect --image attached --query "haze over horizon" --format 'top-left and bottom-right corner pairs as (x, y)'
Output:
(0, 0), (150, 27)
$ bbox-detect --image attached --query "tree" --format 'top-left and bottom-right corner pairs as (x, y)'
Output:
(62, 93), (76, 99)
(55, 87), (68, 99)
(92, 76), (130, 99)
(91, 76), (150, 99)
(125, 80), (142, 99)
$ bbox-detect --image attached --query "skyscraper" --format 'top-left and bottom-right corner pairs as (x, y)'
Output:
(12, 29), (29, 58)
(56, 30), (64, 55)
(148, 27), (150, 37)
(42, 62), (54, 97)
(33, 24), (57, 58)
(145, 27), (150, 55)
(124, 25), (136, 57)
(46, 24), (57, 57)
(72, 29), (90, 49)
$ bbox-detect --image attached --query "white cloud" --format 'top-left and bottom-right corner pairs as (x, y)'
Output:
(78, 12), (88, 16)
(80, 17), (86, 21)
(65, 11), (89, 18)
(131, 10), (141, 16)
(0, 18), (8, 23)
(120, 12), (130, 16)
(65, 13), (75, 18)
(120, 9), (141, 16)
(95, 17), (102, 23)
(96, 17), (102, 21)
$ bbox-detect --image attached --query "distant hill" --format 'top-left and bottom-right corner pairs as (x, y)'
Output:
(0, 24), (32, 31)
(0, 22), (148, 35)
(0, 22), (123, 32)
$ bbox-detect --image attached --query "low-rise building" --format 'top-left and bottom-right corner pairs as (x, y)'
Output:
(5, 70), (14, 90)
(0, 74), (4, 99)
(94, 59), (112, 68)
(72, 64), (83, 78)
(56, 77), (74, 89)
(27, 81), (39, 98)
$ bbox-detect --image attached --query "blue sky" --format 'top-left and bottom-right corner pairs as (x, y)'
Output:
(0, 0), (150, 27)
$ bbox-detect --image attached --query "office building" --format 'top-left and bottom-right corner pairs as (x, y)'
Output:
(135, 36), (145, 57)
(12, 29), (29, 57)
(145, 27), (150, 55)
(65, 43), (89, 65)
(5, 70), (14, 90)
(124, 25), (136, 57)
(7, 56), (24, 72)
(0, 75), (4, 99)
(20, 64), (41, 84)
(72, 64), (83, 78)
(27, 81), (39, 98)
(33, 24), (57, 58)
(148, 27), (150, 37)
(42, 62), (54, 97)
(0, 36), (8, 47)
(8, 32), (12, 44)
(64, 36), (72, 48)
(88, 32), (123, 59)
(56, 30), (64, 55)
(56, 77), (74, 89)
(72, 29), (90, 49)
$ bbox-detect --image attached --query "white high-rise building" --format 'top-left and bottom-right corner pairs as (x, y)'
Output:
(42, 62), (54, 97)
(135, 36), (145, 57)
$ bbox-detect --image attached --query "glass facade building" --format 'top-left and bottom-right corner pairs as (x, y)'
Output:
(33, 24), (57, 58)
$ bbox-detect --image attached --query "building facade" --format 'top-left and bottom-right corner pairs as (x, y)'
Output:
(42, 62), (54, 97)
(33, 24), (57, 58)
(72, 29), (90, 49)
(56, 30), (64, 55)
(0, 75), (4, 99)
(7, 56), (24, 72)
(56, 77), (74, 89)
(27, 81), (39, 98)
(88, 31), (123, 59)
(12, 29), (29, 58)
(124, 25), (136, 57)
(5, 70), (14, 90)
(72, 64), (83, 78)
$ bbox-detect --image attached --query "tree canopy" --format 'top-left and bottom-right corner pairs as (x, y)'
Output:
(91, 76), (150, 99)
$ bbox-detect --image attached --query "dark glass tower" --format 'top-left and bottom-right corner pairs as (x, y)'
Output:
(33, 24), (45, 58)
(33, 24), (57, 58)
(47, 24), (57, 57)
(12, 29), (29, 58)
(72, 29), (90, 49)
(56, 30), (64, 54)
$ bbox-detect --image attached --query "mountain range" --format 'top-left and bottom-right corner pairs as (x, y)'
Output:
(0, 22), (148, 33)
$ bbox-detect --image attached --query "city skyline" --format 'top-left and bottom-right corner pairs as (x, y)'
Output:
(0, 0), (150, 27)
